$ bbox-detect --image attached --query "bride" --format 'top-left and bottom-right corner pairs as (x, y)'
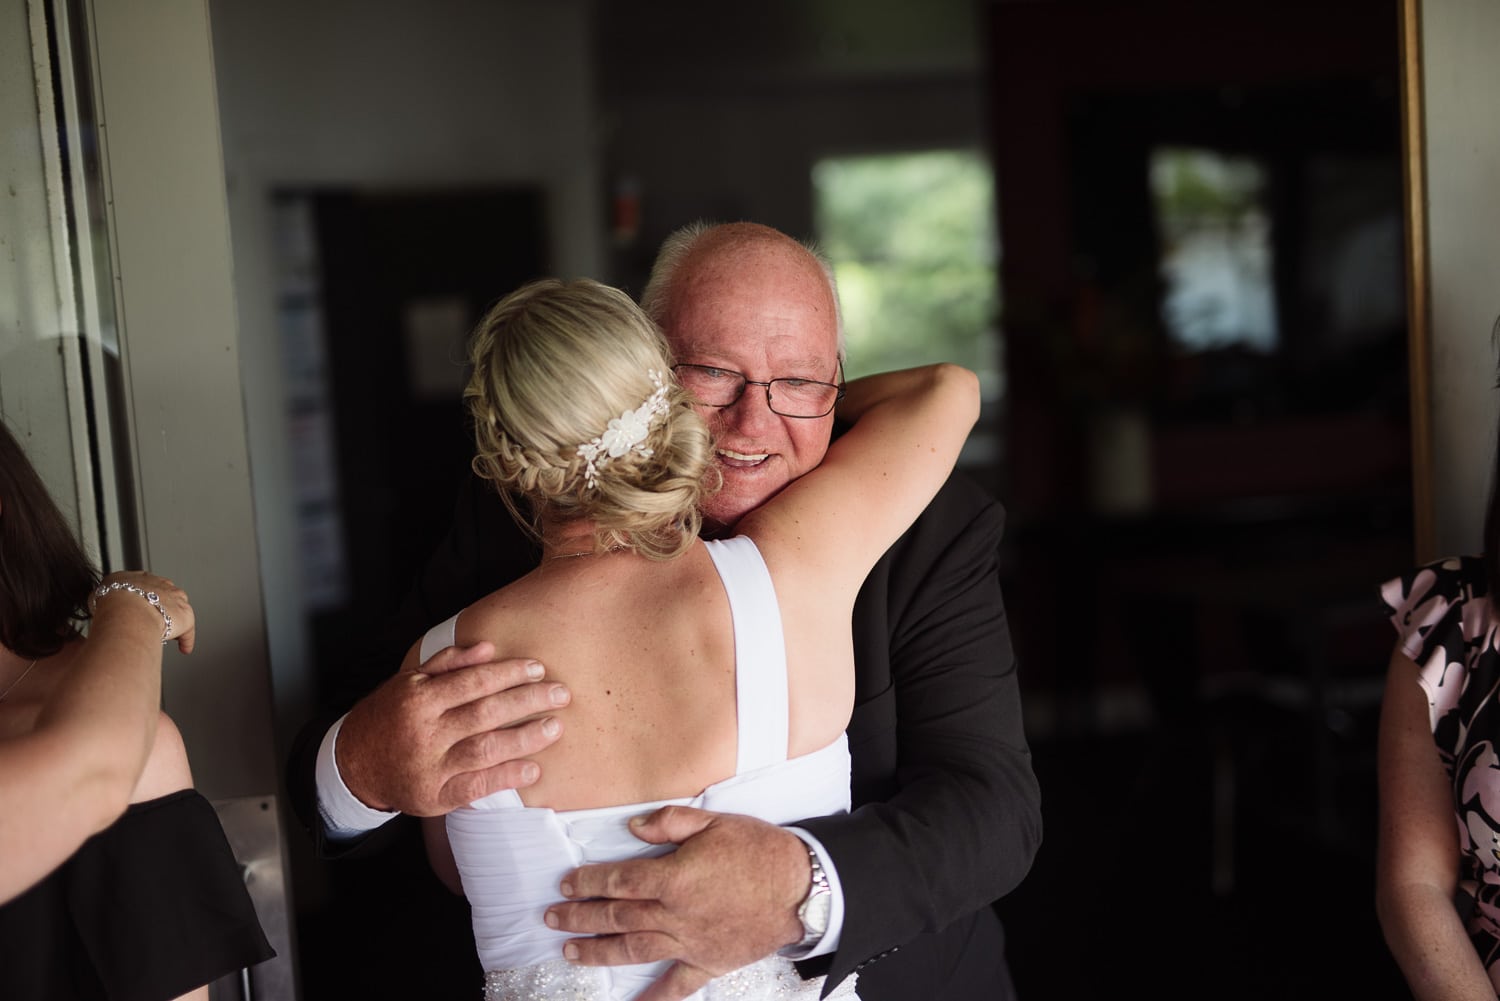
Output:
(414, 277), (978, 1000)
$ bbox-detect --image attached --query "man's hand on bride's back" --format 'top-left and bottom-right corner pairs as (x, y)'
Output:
(335, 642), (571, 816)
(545, 806), (810, 1001)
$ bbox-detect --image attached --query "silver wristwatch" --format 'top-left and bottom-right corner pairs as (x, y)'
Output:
(793, 844), (832, 950)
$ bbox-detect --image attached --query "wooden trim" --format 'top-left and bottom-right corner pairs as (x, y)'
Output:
(1399, 0), (1435, 563)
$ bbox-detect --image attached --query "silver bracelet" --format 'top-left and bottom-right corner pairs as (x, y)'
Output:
(90, 581), (172, 643)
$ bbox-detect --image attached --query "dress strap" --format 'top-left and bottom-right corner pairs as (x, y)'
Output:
(419, 612), (460, 664)
(426, 611), (526, 811)
(702, 536), (788, 773)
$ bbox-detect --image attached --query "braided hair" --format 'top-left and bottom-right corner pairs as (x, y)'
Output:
(464, 278), (716, 561)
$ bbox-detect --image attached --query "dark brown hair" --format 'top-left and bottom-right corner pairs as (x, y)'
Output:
(0, 419), (98, 657)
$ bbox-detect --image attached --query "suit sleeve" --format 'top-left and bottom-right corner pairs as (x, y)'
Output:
(797, 483), (1042, 986)
(283, 471), (534, 858)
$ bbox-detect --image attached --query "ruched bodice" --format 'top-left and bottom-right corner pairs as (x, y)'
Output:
(448, 740), (850, 1000)
(423, 537), (857, 1001)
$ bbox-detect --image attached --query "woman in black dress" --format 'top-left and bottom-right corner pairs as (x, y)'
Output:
(0, 419), (273, 999)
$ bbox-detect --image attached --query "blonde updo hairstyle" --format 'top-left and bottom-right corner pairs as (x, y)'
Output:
(464, 278), (715, 561)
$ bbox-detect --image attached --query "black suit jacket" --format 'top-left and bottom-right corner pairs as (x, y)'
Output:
(287, 466), (1041, 1001)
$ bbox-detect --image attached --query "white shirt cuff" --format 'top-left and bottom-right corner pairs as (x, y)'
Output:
(315, 714), (401, 840)
(781, 827), (845, 960)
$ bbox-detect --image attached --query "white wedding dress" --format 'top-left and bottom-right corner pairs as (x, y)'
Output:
(421, 536), (860, 1001)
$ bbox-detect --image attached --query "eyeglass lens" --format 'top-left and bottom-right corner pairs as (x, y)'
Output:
(675, 365), (840, 417)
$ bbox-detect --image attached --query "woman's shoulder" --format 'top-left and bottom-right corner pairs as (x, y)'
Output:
(129, 710), (194, 804)
(446, 568), (548, 640)
(1381, 554), (1487, 612)
(1381, 554), (1490, 661)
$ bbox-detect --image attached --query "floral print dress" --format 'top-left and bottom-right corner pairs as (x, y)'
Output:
(1383, 555), (1500, 984)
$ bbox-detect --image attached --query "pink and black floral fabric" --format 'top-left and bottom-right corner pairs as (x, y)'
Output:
(1383, 555), (1500, 983)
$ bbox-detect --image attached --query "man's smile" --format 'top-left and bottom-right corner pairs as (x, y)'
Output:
(717, 447), (770, 467)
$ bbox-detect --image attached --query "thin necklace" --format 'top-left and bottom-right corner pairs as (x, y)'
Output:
(0, 659), (38, 702)
(547, 545), (627, 561)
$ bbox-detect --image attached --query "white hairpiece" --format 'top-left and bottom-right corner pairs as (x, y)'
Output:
(576, 370), (671, 489)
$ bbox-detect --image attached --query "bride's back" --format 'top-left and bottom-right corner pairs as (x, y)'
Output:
(455, 543), (741, 811)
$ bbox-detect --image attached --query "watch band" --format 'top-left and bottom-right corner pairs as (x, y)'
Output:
(794, 842), (832, 949)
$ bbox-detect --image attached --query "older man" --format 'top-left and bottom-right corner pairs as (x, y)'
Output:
(289, 221), (1040, 1001)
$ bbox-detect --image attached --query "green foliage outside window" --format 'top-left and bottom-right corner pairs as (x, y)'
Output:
(1151, 147), (1266, 236)
(812, 150), (1001, 398)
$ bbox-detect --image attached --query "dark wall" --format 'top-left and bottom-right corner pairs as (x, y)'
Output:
(986, 3), (1411, 997)
(309, 188), (547, 675)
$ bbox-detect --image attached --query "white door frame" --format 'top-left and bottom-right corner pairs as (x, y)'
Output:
(9, 0), (296, 995)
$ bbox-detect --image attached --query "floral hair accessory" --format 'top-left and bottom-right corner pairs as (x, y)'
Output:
(576, 370), (671, 489)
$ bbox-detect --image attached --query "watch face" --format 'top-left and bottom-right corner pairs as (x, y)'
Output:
(801, 890), (831, 936)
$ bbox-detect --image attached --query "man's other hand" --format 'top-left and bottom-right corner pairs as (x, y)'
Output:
(336, 642), (570, 816)
(545, 806), (810, 1001)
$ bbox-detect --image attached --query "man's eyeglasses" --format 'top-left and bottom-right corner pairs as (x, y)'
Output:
(672, 364), (846, 419)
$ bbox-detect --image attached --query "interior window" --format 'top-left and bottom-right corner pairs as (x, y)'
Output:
(1148, 146), (1277, 354)
(812, 150), (1002, 399)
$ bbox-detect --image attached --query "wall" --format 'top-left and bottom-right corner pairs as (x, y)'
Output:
(1421, 0), (1500, 558)
(596, 0), (988, 294)
(206, 0), (602, 750)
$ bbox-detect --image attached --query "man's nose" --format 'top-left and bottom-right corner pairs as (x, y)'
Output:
(719, 383), (779, 434)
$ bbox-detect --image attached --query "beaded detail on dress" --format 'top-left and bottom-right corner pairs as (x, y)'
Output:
(481, 955), (858, 1001)
(708, 956), (857, 999)
(482, 958), (602, 1000)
